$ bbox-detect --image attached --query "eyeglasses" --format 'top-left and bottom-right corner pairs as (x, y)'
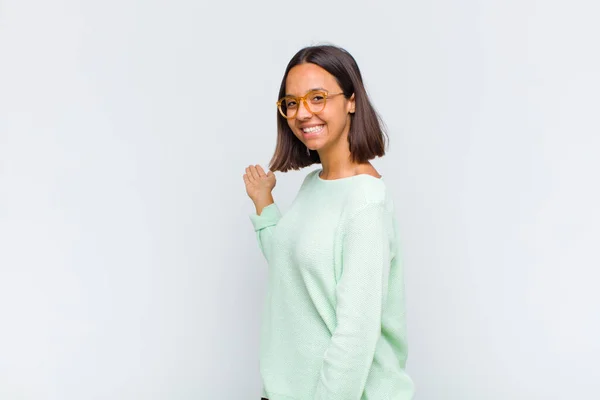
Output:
(276, 90), (345, 119)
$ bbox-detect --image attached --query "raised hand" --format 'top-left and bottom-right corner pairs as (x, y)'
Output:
(243, 164), (276, 215)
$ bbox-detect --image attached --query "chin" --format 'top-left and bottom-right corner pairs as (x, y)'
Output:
(305, 140), (324, 152)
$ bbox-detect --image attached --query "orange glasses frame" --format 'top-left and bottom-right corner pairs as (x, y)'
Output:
(276, 90), (345, 119)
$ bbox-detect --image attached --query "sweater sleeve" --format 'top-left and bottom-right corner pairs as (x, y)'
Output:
(249, 202), (282, 264)
(313, 202), (390, 400)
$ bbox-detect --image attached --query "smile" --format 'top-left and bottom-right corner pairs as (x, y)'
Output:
(302, 125), (324, 136)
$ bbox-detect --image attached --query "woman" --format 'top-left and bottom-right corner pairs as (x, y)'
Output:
(243, 45), (415, 400)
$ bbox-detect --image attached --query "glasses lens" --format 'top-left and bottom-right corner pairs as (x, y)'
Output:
(307, 91), (326, 113)
(278, 96), (298, 118)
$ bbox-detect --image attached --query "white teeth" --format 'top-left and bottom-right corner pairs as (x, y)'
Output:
(302, 125), (324, 133)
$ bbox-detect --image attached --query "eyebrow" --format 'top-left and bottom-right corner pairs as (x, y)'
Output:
(285, 87), (329, 97)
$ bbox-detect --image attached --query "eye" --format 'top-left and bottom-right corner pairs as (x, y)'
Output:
(309, 93), (325, 103)
(286, 100), (298, 109)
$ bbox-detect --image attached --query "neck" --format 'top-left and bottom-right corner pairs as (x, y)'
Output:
(317, 133), (365, 180)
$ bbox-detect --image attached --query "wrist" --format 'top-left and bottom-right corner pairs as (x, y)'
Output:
(254, 193), (274, 215)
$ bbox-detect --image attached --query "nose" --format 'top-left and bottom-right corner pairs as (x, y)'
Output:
(295, 99), (313, 120)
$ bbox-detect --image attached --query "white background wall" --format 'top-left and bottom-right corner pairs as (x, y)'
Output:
(1, 0), (598, 399)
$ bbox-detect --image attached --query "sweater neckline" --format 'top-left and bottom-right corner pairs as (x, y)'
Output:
(315, 168), (384, 183)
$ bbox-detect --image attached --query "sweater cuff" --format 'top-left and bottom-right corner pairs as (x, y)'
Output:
(249, 203), (281, 231)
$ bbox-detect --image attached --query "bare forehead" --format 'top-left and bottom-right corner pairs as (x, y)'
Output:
(285, 63), (340, 95)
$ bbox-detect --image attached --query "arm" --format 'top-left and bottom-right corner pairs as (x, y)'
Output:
(249, 200), (281, 263)
(244, 165), (278, 262)
(313, 203), (390, 400)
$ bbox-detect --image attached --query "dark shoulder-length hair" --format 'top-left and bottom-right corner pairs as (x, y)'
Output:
(269, 44), (388, 172)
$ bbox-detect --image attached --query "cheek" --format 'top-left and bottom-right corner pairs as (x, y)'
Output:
(320, 109), (345, 127)
(287, 123), (303, 141)
(287, 122), (298, 135)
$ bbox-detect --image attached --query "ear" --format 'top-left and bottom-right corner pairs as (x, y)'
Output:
(347, 93), (356, 114)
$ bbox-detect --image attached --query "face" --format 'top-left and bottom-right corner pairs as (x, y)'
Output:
(284, 63), (355, 152)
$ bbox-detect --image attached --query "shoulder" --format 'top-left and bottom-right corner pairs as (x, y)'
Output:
(298, 168), (320, 190)
(345, 176), (391, 214)
(305, 168), (321, 180)
(346, 164), (386, 204)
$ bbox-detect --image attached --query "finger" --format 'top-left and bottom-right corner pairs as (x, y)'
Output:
(256, 165), (266, 177)
(249, 165), (260, 180)
(243, 174), (249, 183)
(245, 167), (254, 181)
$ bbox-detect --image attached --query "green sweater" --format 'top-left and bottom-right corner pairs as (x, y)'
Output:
(249, 169), (415, 400)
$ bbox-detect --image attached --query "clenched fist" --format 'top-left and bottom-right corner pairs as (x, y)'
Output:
(243, 164), (276, 215)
